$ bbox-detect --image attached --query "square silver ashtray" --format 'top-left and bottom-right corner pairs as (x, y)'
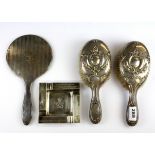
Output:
(39, 83), (80, 123)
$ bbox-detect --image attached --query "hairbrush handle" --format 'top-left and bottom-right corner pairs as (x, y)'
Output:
(89, 87), (102, 124)
(126, 87), (139, 126)
(22, 83), (32, 125)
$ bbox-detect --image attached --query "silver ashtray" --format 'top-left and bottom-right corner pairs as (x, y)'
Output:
(39, 83), (80, 123)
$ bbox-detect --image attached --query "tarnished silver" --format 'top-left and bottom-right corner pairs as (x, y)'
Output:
(80, 39), (111, 124)
(118, 41), (150, 126)
(39, 83), (80, 123)
(6, 35), (52, 125)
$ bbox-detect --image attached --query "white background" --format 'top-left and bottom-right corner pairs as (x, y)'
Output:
(0, 0), (155, 155)
(0, 22), (154, 132)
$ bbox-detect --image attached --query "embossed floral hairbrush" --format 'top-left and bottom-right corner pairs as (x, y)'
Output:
(116, 41), (150, 126)
(80, 39), (111, 124)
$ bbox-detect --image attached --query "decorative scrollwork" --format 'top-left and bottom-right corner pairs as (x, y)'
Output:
(119, 42), (150, 87)
(54, 97), (64, 109)
(80, 40), (111, 87)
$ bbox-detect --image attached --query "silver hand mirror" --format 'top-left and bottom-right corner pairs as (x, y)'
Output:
(6, 35), (52, 125)
(118, 41), (150, 126)
(80, 39), (111, 124)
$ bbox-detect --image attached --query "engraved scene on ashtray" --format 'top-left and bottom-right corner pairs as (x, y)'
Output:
(39, 83), (80, 123)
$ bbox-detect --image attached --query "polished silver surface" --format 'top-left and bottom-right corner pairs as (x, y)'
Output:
(118, 41), (150, 126)
(80, 39), (111, 124)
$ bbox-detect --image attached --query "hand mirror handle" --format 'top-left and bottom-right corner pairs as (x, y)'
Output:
(23, 82), (32, 125)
